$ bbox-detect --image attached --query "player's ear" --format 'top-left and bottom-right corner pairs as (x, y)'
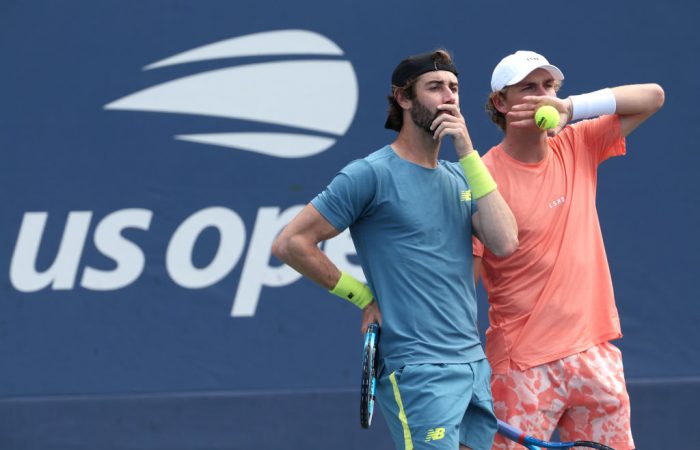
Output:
(394, 87), (412, 110)
(491, 92), (508, 114)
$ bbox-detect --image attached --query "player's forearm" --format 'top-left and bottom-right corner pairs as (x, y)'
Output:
(565, 84), (664, 136)
(272, 233), (340, 289)
(612, 84), (665, 136)
(474, 192), (518, 257)
(458, 152), (518, 256)
(611, 84), (665, 116)
(273, 233), (373, 309)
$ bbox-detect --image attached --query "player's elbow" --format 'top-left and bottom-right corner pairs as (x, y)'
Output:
(272, 230), (311, 265)
(503, 236), (519, 257)
(271, 232), (291, 263)
(491, 236), (519, 258)
(647, 83), (665, 112)
(485, 232), (518, 258)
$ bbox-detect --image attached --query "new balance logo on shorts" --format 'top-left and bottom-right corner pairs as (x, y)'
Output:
(460, 190), (472, 202)
(425, 427), (445, 442)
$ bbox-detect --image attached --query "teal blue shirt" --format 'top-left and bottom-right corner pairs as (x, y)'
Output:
(311, 146), (485, 374)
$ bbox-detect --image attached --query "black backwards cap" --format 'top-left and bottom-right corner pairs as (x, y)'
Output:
(385, 50), (459, 130)
(391, 51), (459, 87)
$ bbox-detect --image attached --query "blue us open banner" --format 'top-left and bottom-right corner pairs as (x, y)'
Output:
(1, 1), (698, 449)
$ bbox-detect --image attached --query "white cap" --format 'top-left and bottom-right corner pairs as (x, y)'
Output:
(490, 50), (564, 92)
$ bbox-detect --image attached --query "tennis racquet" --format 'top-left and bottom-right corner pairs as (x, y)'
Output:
(360, 322), (380, 428)
(497, 419), (615, 450)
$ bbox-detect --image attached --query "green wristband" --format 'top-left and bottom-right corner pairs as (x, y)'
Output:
(329, 271), (373, 309)
(459, 151), (497, 199)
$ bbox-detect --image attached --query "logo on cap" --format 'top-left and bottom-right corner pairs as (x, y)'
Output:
(490, 50), (564, 92)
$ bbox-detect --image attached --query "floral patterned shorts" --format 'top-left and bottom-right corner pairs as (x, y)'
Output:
(490, 341), (635, 450)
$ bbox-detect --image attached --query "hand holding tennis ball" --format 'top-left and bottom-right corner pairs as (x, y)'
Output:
(535, 105), (560, 131)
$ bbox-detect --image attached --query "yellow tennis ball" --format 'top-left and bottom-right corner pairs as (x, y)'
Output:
(535, 105), (559, 130)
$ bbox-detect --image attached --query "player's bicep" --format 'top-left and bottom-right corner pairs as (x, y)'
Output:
(618, 111), (655, 137)
(279, 203), (341, 245)
(273, 204), (339, 265)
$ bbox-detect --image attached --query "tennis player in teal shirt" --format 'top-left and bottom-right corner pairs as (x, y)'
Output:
(273, 49), (518, 450)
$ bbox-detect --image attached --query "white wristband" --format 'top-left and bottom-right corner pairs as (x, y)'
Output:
(569, 88), (616, 121)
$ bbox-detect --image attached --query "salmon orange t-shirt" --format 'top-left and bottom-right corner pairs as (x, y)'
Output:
(474, 115), (625, 374)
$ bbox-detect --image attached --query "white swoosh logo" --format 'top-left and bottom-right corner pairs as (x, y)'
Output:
(104, 30), (357, 158)
(175, 132), (335, 158)
(144, 29), (344, 69)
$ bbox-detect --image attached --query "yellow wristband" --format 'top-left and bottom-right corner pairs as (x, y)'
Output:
(329, 271), (373, 309)
(459, 151), (497, 199)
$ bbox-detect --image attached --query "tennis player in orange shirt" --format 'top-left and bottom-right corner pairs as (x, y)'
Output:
(472, 51), (664, 450)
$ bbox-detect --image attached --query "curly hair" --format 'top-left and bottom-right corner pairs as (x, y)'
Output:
(484, 90), (508, 132)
